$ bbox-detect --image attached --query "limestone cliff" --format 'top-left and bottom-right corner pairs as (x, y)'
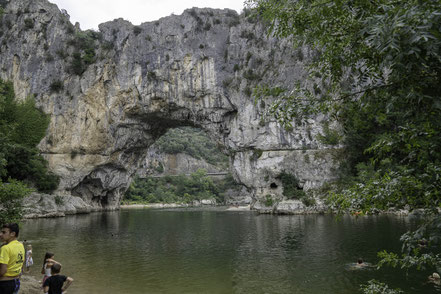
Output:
(0, 0), (341, 213)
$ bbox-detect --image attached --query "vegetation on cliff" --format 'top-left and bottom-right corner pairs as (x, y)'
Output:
(0, 79), (59, 223)
(125, 127), (233, 205)
(247, 0), (441, 292)
(153, 127), (229, 169)
(124, 169), (239, 205)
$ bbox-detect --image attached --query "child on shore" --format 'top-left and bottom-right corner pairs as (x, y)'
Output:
(42, 263), (73, 294)
(25, 244), (33, 273)
(41, 252), (59, 286)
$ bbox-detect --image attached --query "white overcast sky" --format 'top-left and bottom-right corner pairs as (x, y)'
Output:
(49, 0), (245, 30)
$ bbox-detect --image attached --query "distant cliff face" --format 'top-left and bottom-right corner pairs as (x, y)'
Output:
(0, 0), (340, 210)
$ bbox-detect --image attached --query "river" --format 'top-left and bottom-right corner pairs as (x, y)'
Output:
(20, 208), (439, 293)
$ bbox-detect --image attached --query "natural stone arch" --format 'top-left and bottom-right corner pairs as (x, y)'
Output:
(0, 0), (341, 210)
(66, 84), (237, 208)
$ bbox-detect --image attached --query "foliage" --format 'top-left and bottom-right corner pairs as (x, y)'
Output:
(124, 169), (231, 204)
(0, 82), (49, 148)
(0, 79), (59, 194)
(360, 280), (403, 294)
(0, 179), (33, 224)
(50, 80), (64, 93)
(154, 127), (229, 169)
(264, 194), (273, 207)
(278, 171), (306, 200)
(301, 195), (316, 207)
(70, 52), (85, 75)
(374, 214), (441, 272)
(246, 0), (441, 289)
(247, 0), (441, 206)
(54, 195), (64, 206)
(67, 30), (101, 75)
(316, 122), (341, 146)
(24, 18), (34, 30)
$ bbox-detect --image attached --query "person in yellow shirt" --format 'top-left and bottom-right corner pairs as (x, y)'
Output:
(0, 223), (25, 294)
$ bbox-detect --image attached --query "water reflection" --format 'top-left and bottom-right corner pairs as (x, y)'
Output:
(20, 209), (438, 294)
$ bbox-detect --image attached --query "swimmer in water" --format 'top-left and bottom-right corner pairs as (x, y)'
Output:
(428, 272), (441, 285)
(348, 258), (372, 270)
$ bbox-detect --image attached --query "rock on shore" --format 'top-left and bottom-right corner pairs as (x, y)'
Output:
(22, 192), (106, 219)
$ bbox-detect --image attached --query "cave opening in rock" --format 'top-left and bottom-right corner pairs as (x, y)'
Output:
(270, 182), (278, 189)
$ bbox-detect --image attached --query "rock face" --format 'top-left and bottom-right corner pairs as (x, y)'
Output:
(138, 147), (225, 177)
(0, 0), (340, 212)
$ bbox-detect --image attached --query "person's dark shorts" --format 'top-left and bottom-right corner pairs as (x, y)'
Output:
(0, 279), (16, 294)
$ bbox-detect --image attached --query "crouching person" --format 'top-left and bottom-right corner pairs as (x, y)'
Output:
(42, 263), (73, 294)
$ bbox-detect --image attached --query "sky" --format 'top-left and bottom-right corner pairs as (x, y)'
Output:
(49, 0), (245, 30)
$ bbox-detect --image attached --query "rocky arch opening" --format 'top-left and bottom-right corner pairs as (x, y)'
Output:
(139, 126), (230, 177)
(69, 108), (237, 208)
(122, 125), (243, 206)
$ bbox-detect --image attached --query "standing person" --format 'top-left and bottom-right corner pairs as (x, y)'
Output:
(24, 245), (33, 273)
(41, 252), (59, 286)
(0, 223), (25, 294)
(42, 263), (73, 294)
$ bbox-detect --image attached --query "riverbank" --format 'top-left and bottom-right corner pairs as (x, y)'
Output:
(22, 192), (416, 220)
(120, 200), (215, 209)
(19, 275), (40, 294)
(121, 203), (252, 211)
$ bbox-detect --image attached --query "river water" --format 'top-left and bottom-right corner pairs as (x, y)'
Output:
(20, 208), (439, 293)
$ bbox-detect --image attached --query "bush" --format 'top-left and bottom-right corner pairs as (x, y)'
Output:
(301, 195), (316, 207)
(24, 18), (34, 30)
(54, 195), (64, 205)
(70, 52), (86, 75)
(50, 80), (63, 93)
(317, 122), (341, 145)
(278, 171), (306, 200)
(265, 194), (273, 206)
(67, 31), (100, 75)
(0, 179), (33, 224)
(360, 280), (403, 294)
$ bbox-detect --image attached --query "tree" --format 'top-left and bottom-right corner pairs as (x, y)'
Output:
(0, 79), (59, 193)
(0, 179), (33, 224)
(246, 0), (441, 292)
(0, 79), (59, 223)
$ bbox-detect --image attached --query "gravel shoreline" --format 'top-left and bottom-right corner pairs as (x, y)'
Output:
(18, 275), (41, 294)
